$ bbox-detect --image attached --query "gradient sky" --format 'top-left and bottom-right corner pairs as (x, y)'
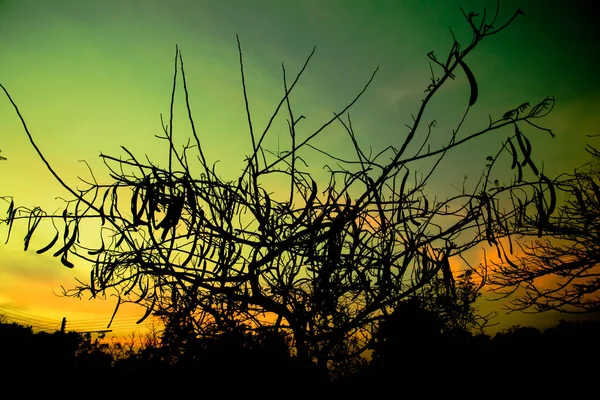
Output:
(1, 0), (598, 336)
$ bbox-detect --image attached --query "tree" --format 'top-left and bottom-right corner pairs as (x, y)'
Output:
(1, 2), (557, 376)
(415, 267), (493, 334)
(490, 144), (600, 313)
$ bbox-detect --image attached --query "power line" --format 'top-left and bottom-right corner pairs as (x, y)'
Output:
(0, 305), (62, 323)
(64, 313), (161, 324)
(0, 313), (60, 332)
(67, 316), (162, 333)
(67, 315), (161, 329)
(0, 309), (60, 326)
(1, 315), (58, 330)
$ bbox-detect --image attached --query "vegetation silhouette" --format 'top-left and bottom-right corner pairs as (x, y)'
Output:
(0, 320), (109, 372)
(0, 1), (563, 383)
(2, 315), (599, 392)
(491, 145), (600, 314)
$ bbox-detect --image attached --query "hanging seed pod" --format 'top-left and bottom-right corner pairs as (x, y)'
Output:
(458, 58), (478, 106)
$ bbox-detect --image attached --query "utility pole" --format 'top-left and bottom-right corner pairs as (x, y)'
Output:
(60, 317), (67, 333)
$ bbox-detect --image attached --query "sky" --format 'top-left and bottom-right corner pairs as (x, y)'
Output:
(0, 0), (598, 337)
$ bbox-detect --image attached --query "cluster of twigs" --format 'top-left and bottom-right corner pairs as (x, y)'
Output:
(1, 2), (558, 371)
(490, 144), (600, 313)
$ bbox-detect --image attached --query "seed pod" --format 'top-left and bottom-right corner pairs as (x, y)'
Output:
(507, 138), (518, 170)
(458, 58), (478, 106)
(36, 232), (59, 254)
(60, 253), (74, 268)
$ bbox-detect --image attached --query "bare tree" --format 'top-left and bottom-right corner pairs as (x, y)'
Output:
(1, 3), (557, 375)
(490, 144), (600, 313)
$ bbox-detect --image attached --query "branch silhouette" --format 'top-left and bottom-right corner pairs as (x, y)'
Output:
(490, 145), (600, 313)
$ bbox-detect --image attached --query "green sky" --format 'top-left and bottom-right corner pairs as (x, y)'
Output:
(0, 0), (598, 335)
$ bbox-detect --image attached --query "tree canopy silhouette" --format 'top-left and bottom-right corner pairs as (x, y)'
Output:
(491, 144), (600, 313)
(1, 2), (558, 374)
